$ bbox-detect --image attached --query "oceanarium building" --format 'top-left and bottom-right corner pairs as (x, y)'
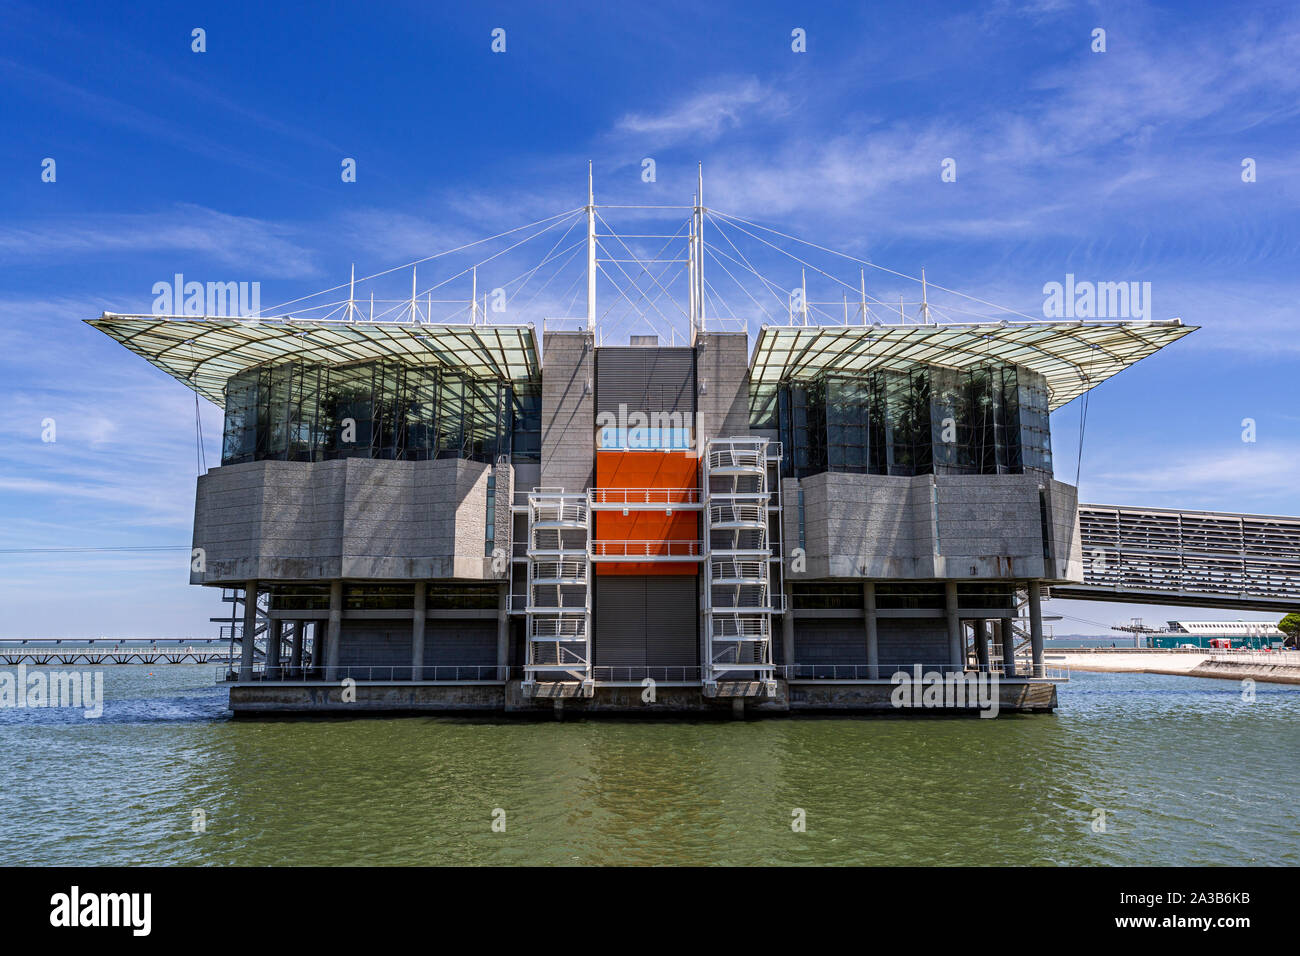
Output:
(89, 189), (1210, 715)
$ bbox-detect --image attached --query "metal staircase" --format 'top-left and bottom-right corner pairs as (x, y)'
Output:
(523, 488), (593, 695)
(702, 438), (779, 695)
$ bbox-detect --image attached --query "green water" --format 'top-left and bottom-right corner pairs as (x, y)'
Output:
(2, 666), (1296, 865)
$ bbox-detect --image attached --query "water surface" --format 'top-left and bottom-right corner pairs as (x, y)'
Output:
(1, 666), (1295, 865)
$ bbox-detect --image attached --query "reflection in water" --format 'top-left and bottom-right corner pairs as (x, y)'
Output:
(1, 666), (1295, 865)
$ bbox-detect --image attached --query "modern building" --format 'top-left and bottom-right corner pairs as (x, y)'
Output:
(1150, 621), (1286, 649)
(88, 184), (1219, 716)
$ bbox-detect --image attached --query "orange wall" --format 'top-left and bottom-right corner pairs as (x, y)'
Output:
(594, 450), (699, 576)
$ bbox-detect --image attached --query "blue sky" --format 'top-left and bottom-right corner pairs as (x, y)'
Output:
(1, 0), (1297, 637)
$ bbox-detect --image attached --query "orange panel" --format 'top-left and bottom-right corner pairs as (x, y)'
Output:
(594, 450), (699, 576)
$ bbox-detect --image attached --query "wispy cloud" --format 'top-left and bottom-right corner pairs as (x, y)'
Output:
(614, 77), (791, 146)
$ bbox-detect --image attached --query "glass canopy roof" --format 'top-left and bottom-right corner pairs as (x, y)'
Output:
(748, 319), (1196, 410)
(86, 314), (542, 407)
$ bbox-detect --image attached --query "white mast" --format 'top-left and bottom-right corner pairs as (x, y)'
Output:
(347, 263), (357, 322)
(696, 162), (705, 334)
(688, 194), (698, 335)
(801, 268), (808, 326)
(586, 161), (596, 333)
(471, 265), (478, 325)
(921, 267), (930, 324)
(410, 267), (418, 323)
(860, 269), (867, 325)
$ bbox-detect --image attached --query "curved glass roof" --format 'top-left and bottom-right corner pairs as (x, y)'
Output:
(86, 314), (541, 407)
(749, 319), (1196, 410)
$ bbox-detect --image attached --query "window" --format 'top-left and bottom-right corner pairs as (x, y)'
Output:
(762, 362), (1053, 481)
(218, 359), (531, 466)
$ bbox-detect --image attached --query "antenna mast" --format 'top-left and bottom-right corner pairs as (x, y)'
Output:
(696, 163), (705, 335)
(586, 161), (596, 334)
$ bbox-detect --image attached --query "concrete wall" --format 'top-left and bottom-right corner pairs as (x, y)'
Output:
(695, 332), (751, 441)
(788, 472), (1082, 583)
(539, 331), (594, 492)
(191, 457), (507, 584)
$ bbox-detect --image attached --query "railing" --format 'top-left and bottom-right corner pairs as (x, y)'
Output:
(590, 539), (702, 558)
(218, 664), (509, 682)
(709, 559), (768, 582)
(778, 662), (1068, 680)
(708, 503), (767, 525)
(708, 447), (765, 471)
(529, 617), (587, 638)
(589, 666), (703, 683)
(710, 615), (771, 638)
(530, 501), (588, 525)
(589, 487), (700, 506)
(1207, 649), (1300, 666)
(530, 559), (588, 583)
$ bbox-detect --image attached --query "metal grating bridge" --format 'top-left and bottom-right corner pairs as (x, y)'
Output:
(1053, 503), (1300, 611)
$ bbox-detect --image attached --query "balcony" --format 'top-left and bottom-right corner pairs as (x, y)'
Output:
(589, 539), (703, 562)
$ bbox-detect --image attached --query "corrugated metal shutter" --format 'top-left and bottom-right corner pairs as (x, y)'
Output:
(594, 575), (697, 669)
(877, 619), (948, 668)
(425, 620), (496, 667)
(593, 576), (646, 667)
(338, 622), (408, 668)
(595, 348), (696, 416)
(793, 620), (867, 665)
(646, 575), (697, 668)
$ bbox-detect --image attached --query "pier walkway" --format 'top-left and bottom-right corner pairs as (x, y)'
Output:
(1054, 503), (1300, 612)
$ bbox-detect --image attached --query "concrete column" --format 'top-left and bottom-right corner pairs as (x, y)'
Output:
(265, 618), (282, 678)
(496, 582), (510, 681)
(863, 582), (879, 679)
(781, 581), (796, 677)
(412, 580), (426, 681)
(239, 579), (258, 681)
(1001, 616), (1017, 677)
(1028, 580), (1045, 675)
(290, 621), (304, 671)
(325, 579), (342, 680)
(974, 618), (989, 671)
(944, 581), (962, 671)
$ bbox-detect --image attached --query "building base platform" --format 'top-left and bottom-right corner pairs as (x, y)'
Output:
(227, 677), (1058, 715)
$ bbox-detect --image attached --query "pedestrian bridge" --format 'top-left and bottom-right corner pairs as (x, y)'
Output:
(1053, 503), (1300, 612)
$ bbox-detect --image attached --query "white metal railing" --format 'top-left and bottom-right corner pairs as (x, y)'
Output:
(709, 502), (767, 526)
(1208, 649), (1300, 665)
(710, 614), (771, 639)
(529, 559), (588, 583)
(708, 447), (765, 471)
(590, 539), (702, 558)
(530, 617), (586, 638)
(709, 559), (768, 582)
(589, 487), (700, 507)
(530, 499), (588, 525)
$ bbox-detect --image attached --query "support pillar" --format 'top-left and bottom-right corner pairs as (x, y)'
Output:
(290, 621), (304, 672)
(945, 581), (962, 671)
(239, 579), (258, 681)
(496, 582), (510, 681)
(412, 580), (426, 681)
(863, 582), (879, 679)
(974, 618), (989, 671)
(781, 581), (796, 677)
(265, 617), (282, 678)
(1028, 580), (1045, 676)
(1001, 616), (1017, 677)
(325, 579), (342, 681)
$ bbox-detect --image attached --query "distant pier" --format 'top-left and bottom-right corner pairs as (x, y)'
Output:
(0, 642), (234, 665)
